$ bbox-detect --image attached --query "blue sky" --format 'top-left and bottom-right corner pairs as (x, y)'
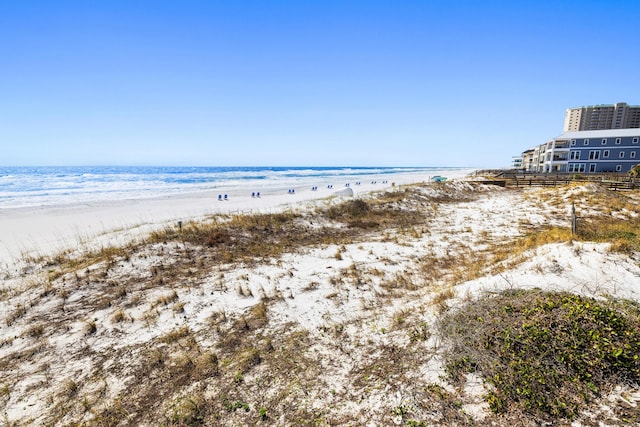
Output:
(1, 1), (639, 167)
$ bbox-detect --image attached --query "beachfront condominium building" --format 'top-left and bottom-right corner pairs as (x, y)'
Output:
(511, 155), (523, 170)
(512, 149), (534, 171)
(528, 129), (640, 174)
(521, 149), (535, 172)
(563, 102), (640, 131)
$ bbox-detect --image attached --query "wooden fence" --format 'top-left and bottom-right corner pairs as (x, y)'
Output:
(474, 170), (640, 190)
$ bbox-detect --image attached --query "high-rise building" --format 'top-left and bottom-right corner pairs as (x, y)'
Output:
(563, 102), (640, 131)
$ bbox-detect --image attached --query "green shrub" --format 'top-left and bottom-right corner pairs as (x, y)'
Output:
(440, 289), (640, 420)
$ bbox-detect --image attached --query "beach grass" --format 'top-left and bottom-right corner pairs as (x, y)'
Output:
(2, 181), (640, 425)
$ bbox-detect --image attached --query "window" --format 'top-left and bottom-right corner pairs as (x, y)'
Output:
(616, 165), (622, 172)
(632, 152), (637, 159)
(634, 137), (639, 144)
(584, 139), (590, 145)
(602, 139), (607, 145)
(589, 164), (597, 173)
(569, 164), (586, 173)
(616, 138), (621, 144)
(603, 150), (610, 158)
(589, 150), (600, 160)
(570, 151), (580, 160)
(571, 139), (576, 146)
(619, 152), (625, 158)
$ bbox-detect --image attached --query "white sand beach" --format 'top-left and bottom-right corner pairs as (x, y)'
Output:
(0, 169), (472, 266)
(1, 174), (640, 426)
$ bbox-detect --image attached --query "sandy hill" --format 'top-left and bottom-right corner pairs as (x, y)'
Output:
(1, 180), (640, 426)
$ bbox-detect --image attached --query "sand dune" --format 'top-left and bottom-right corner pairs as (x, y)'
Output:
(1, 177), (639, 425)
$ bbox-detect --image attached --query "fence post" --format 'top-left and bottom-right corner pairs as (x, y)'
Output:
(571, 204), (577, 235)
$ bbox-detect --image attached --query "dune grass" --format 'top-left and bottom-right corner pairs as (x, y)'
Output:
(577, 216), (640, 254)
(3, 181), (640, 426)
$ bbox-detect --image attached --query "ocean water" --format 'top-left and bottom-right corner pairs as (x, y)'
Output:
(0, 166), (467, 209)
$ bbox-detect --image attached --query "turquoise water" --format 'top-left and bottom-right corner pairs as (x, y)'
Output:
(0, 166), (466, 208)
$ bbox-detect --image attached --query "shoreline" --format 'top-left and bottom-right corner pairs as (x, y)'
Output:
(0, 166), (475, 210)
(0, 169), (475, 267)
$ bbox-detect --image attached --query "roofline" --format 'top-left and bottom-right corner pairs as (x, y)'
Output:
(554, 129), (640, 139)
(566, 102), (640, 110)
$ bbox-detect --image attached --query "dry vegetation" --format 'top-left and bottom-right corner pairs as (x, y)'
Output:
(1, 181), (640, 426)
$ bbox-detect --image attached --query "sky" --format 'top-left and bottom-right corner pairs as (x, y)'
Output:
(1, 1), (640, 168)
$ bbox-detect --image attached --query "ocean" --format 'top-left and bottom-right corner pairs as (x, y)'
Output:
(0, 166), (469, 209)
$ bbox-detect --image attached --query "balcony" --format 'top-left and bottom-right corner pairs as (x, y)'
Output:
(552, 140), (571, 149)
